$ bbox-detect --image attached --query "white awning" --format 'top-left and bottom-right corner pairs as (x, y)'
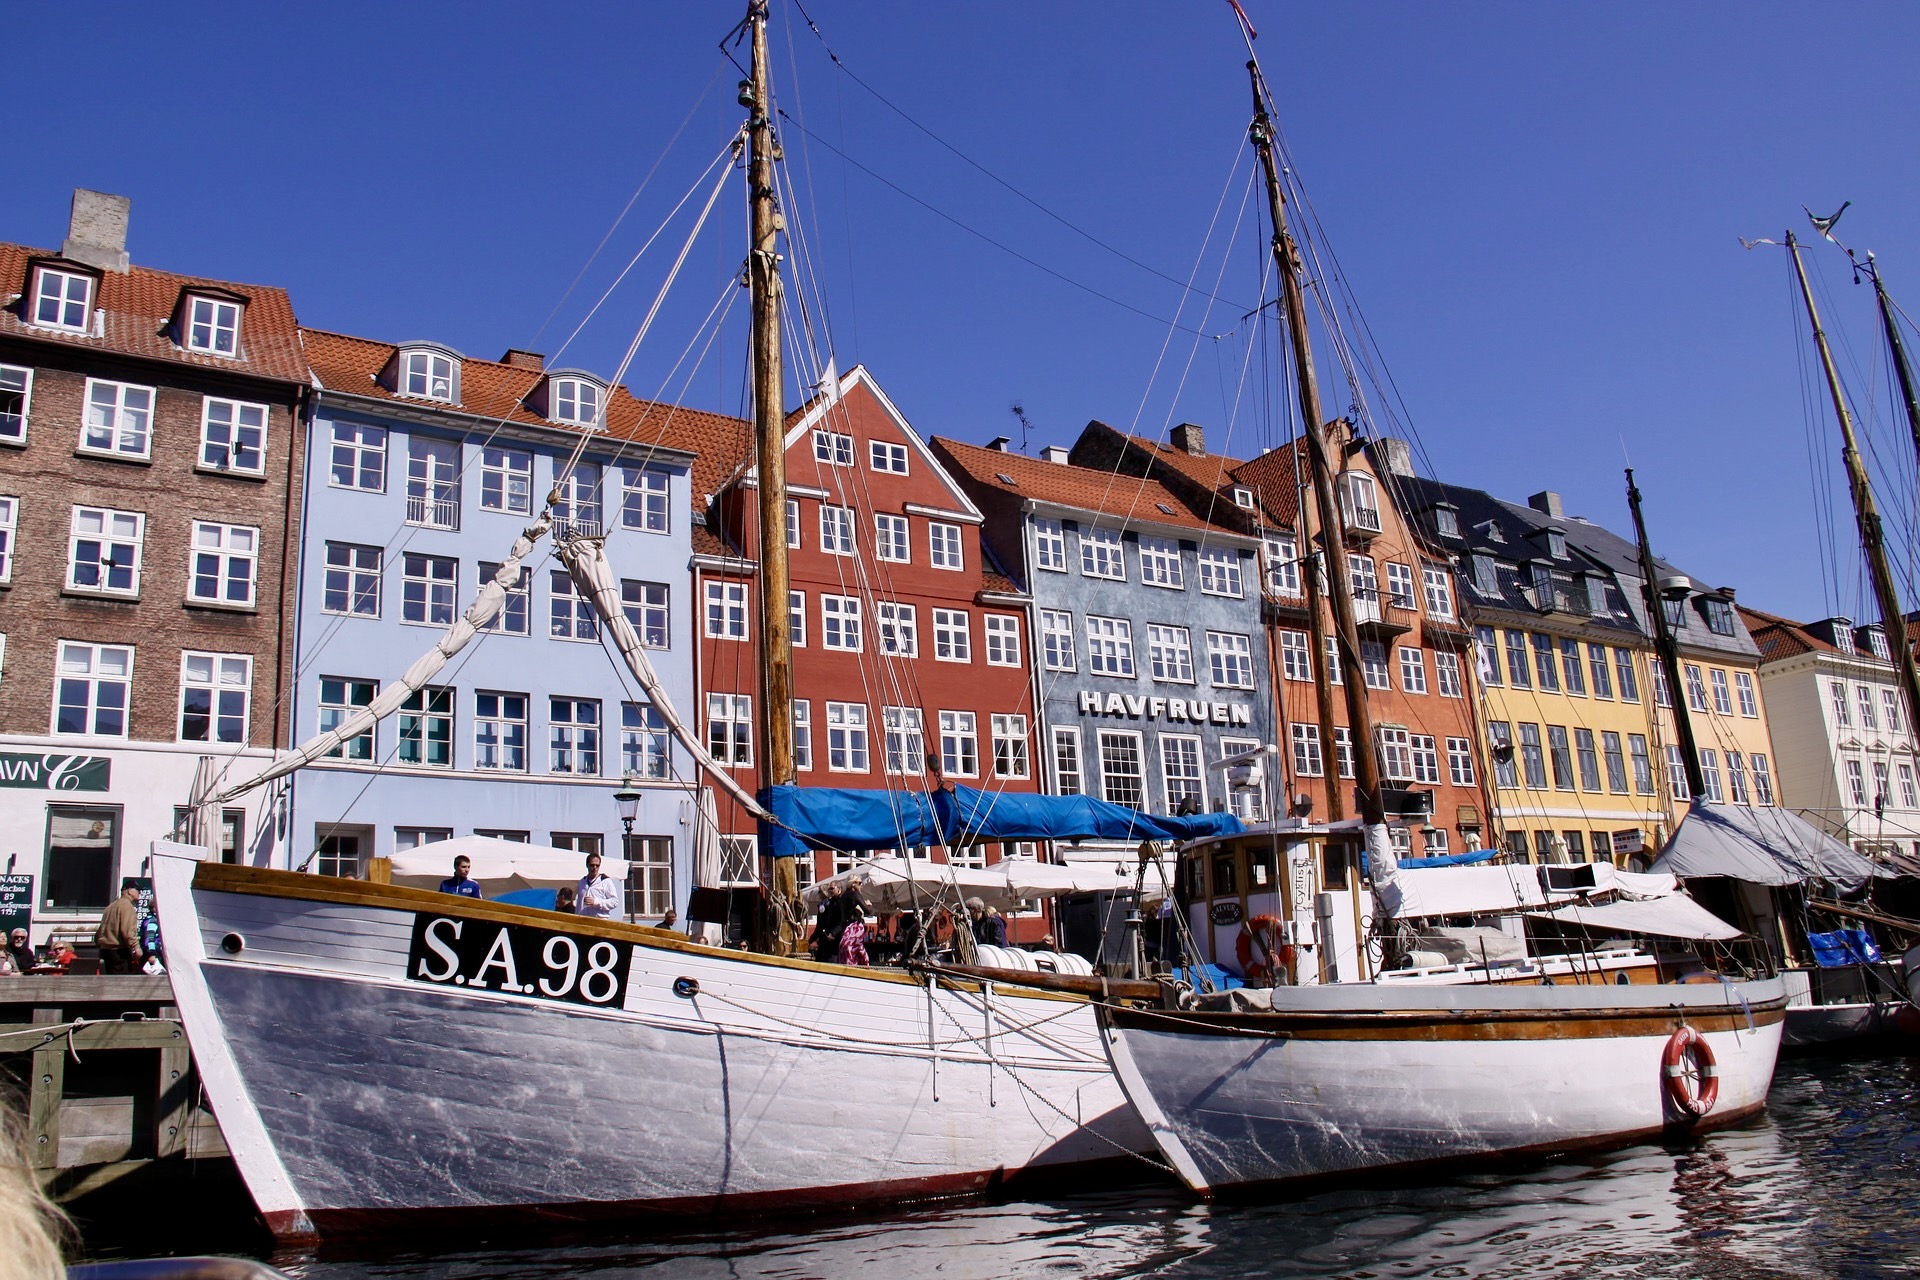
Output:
(390, 835), (627, 897)
(1650, 802), (1882, 890)
(1378, 861), (1682, 920)
(802, 856), (1132, 916)
(1522, 894), (1742, 941)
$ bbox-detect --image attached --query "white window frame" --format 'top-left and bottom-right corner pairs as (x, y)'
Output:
(933, 608), (971, 662)
(874, 513), (911, 562)
(68, 506), (144, 596)
(870, 440), (908, 474)
(1735, 671), (1759, 719)
(402, 349), (459, 402)
(1384, 561), (1417, 610)
(323, 542), (381, 617)
(1711, 668), (1734, 717)
(621, 579), (671, 649)
(1280, 631), (1313, 683)
(549, 569), (598, 642)
(1349, 554), (1380, 621)
(1434, 650), (1463, 699)
(1147, 625), (1195, 684)
(1086, 615), (1134, 677)
(992, 713), (1031, 780)
(1422, 563), (1454, 619)
(398, 686), (455, 769)
(1265, 533), (1301, 597)
(820, 505), (855, 556)
(0, 364), (31, 445)
(1159, 733), (1204, 811)
(405, 437), (462, 530)
(1051, 725), (1084, 794)
(481, 447), (534, 515)
(1198, 546), (1243, 598)
(1207, 631), (1255, 690)
(402, 553), (459, 627)
(185, 295), (242, 355)
(1376, 726), (1414, 782)
(939, 710), (979, 778)
(1291, 722), (1324, 778)
(984, 614), (1020, 667)
(705, 580), (749, 640)
(1361, 640), (1392, 691)
(53, 642), (133, 738)
(928, 521), (964, 570)
(1446, 736), (1476, 787)
(792, 699), (812, 771)
(329, 422), (386, 491)
(318, 676), (377, 760)
(198, 397), (268, 475)
(884, 707), (925, 776)
(1398, 646), (1428, 694)
(1883, 687), (1902, 734)
(1138, 535), (1184, 589)
(789, 589), (806, 647)
(622, 700), (671, 779)
(787, 498), (801, 550)
(548, 696), (601, 775)
(80, 379), (154, 459)
(1040, 609), (1076, 672)
(0, 495), (17, 583)
(876, 601), (917, 657)
(1079, 527), (1125, 580)
(822, 595), (864, 652)
(1410, 734), (1441, 785)
(1033, 518), (1068, 572)
(1097, 729), (1145, 808)
(827, 701), (871, 772)
(812, 430), (854, 467)
(188, 521), (258, 607)
(32, 266), (93, 332)
(474, 691), (530, 772)
(708, 693), (754, 767)
(550, 377), (602, 427)
(620, 466), (671, 533)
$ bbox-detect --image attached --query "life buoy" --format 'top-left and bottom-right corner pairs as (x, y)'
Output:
(1662, 1025), (1719, 1119)
(1236, 915), (1284, 982)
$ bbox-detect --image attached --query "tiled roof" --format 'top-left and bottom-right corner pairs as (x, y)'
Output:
(931, 437), (1240, 536)
(978, 569), (1021, 596)
(0, 241), (307, 384)
(1738, 605), (1821, 662)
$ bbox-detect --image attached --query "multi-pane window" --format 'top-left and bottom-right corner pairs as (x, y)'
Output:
(1652, 666), (1672, 708)
(1736, 671), (1760, 718)
(1699, 749), (1723, 803)
(812, 430), (854, 466)
(1349, 555), (1380, 620)
(406, 437), (461, 530)
(1884, 688), (1902, 733)
(621, 467), (671, 533)
(0, 365), (30, 443)
(550, 378), (601, 426)
(0, 495), (15, 583)
(199, 398), (268, 474)
(1052, 727), (1083, 794)
(1588, 644), (1614, 699)
(1324, 636), (1343, 685)
(1360, 641), (1391, 691)
(553, 461), (601, 526)
(822, 596), (863, 651)
(1629, 734), (1655, 794)
(1684, 664), (1709, 713)
(993, 714), (1031, 779)
(705, 581), (748, 639)
(330, 423), (387, 490)
(929, 522), (963, 570)
(1488, 722), (1517, 789)
(792, 699), (812, 771)
(1385, 562), (1416, 609)
(1098, 730), (1144, 808)
(1547, 725), (1575, 790)
(985, 614), (1020, 666)
(549, 697), (601, 774)
(33, 267), (93, 331)
(1446, 736), (1476, 787)
(319, 677), (376, 759)
(1434, 651), (1463, 698)
(1422, 564), (1454, 619)
(1034, 518), (1068, 572)
(186, 521), (257, 607)
(1161, 735), (1204, 809)
(1280, 631), (1313, 682)
(399, 687), (454, 768)
(876, 601), (917, 656)
(1669, 746), (1693, 801)
(480, 448), (533, 515)
(1199, 547), (1242, 597)
(323, 542), (381, 616)
(820, 505), (855, 555)
(1147, 625), (1195, 683)
(1518, 723), (1548, 789)
(479, 562), (530, 635)
(1573, 728), (1601, 791)
(1080, 527), (1125, 580)
(1086, 616), (1134, 676)
(708, 694), (753, 766)
(622, 702), (670, 779)
(68, 506), (143, 595)
(1505, 630), (1532, 688)
(1376, 726), (1414, 782)
(870, 440), (908, 474)
(1601, 731), (1629, 793)
(884, 707), (925, 776)
(402, 554), (458, 626)
(624, 836), (674, 921)
(1476, 625), (1502, 685)
(1559, 639), (1586, 695)
(82, 380), (154, 458)
(1139, 535), (1184, 588)
(1399, 647), (1428, 694)
(1264, 533), (1302, 597)
(617, 580), (670, 649)
(1830, 680), (1852, 727)
(52, 643), (131, 738)
(1875, 761), (1892, 810)
(402, 349), (458, 401)
(1533, 635), (1560, 692)
(474, 692), (529, 770)
(1334, 727), (1355, 779)
(186, 295), (241, 355)
(790, 590), (807, 647)
(1711, 669), (1734, 716)
(933, 608), (970, 661)
(1858, 684), (1878, 729)
(1040, 610), (1076, 671)
(1291, 723), (1324, 777)
(1900, 763), (1917, 810)
(1845, 758), (1868, 807)
(1614, 648), (1640, 702)
(1398, 733), (1435, 785)
(1209, 632), (1254, 689)
(550, 569), (597, 641)
(1728, 752), (1749, 805)
(875, 513), (910, 562)
(828, 702), (871, 772)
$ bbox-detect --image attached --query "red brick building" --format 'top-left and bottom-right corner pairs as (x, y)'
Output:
(0, 191), (309, 936)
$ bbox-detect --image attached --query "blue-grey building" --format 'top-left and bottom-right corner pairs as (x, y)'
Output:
(288, 330), (715, 919)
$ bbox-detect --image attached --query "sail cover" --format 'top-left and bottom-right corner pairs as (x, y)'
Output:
(1521, 894), (1743, 941)
(762, 784), (1244, 857)
(1650, 801), (1883, 890)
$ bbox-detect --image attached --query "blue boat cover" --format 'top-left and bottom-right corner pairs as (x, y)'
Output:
(1807, 927), (1883, 967)
(762, 783), (1245, 858)
(1400, 848), (1501, 869)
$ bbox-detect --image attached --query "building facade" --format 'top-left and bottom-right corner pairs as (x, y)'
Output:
(0, 191), (308, 940)
(290, 329), (707, 921)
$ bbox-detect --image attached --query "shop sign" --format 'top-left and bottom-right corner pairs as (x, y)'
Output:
(0, 753), (110, 792)
(1077, 690), (1253, 726)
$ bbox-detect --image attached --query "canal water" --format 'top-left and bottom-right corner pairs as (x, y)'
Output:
(79, 1053), (1920, 1279)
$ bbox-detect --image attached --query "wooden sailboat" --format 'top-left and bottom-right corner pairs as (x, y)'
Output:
(1095, 44), (1786, 1197)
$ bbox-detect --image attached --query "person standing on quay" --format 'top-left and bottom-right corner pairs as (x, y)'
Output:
(95, 885), (143, 974)
(439, 855), (483, 898)
(577, 852), (620, 920)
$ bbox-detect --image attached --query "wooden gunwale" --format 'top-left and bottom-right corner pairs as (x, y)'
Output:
(1107, 997), (1787, 1041)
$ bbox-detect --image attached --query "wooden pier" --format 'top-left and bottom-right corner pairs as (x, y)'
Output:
(0, 975), (229, 1200)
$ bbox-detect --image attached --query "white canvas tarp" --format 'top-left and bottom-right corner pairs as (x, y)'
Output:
(1378, 861), (1683, 920)
(1650, 801), (1882, 891)
(802, 856), (1133, 916)
(1522, 893), (1743, 941)
(390, 835), (627, 897)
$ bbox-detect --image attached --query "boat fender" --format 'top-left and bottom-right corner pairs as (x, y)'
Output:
(672, 977), (700, 999)
(1235, 916), (1284, 983)
(1661, 1025), (1719, 1119)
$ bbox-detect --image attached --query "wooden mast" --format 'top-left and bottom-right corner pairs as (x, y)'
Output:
(1867, 254), (1920, 479)
(1625, 469), (1706, 802)
(1788, 232), (1920, 748)
(1246, 62), (1384, 829)
(743, 0), (798, 947)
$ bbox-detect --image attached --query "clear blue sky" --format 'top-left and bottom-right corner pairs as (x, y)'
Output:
(9, 1), (1920, 625)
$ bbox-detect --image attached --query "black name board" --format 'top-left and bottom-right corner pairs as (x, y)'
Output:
(407, 914), (633, 1008)
(0, 876), (31, 937)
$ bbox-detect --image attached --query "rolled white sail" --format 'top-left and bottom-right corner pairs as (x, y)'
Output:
(1364, 821), (1399, 890)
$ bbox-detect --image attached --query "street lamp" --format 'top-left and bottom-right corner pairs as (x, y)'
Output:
(613, 774), (642, 842)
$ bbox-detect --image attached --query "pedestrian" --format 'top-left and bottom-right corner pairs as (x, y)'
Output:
(554, 885), (577, 914)
(966, 896), (1007, 949)
(576, 852), (619, 919)
(810, 884), (844, 961)
(837, 892), (873, 966)
(6, 930), (35, 974)
(438, 854), (483, 899)
(657, 909), (678, 930)
(95, 885), (143, 974)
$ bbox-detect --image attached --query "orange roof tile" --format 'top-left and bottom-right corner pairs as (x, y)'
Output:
(932, 436), (1244, 537)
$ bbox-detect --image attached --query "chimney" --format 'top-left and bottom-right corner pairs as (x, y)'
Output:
(1717, 586), (1736, 600)
(1041, 445), (1070, 465)
(501, 349), (545, 371)
(1528, 491), (1565, 519)
(986, 435), (1012, 452)
(63, 188), (131, 274)
(1169, 423), (1206, 457)
(1370, 437), (1415, 478)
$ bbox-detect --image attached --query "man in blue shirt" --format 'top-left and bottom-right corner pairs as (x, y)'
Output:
(439, 855), (482, 899)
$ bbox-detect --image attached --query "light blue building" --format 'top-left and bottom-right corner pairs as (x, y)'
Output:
(286, 330), (709, 920)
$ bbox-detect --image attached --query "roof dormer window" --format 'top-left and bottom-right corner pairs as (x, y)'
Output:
(31, 265), (94, 332)
(185, 295), (242, 356)
(550, 376), (602, 427)
(1232, 486), (1255, 509)
(401, 347), (460, 403)
(1545, 528), (1567, 559)
(1832, 620), (1856, 655)
(1433, 506), (1460, 538)
(1867, 627), (1892, 661)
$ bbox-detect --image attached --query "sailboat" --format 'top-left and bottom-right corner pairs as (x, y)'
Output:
(1094, 38), (1786, 1197)
(142, 2), (1266, 1246)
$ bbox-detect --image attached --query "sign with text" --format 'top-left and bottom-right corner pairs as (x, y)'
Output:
(0, 753), (109, 792)
(407, 914), (633, 1009)
(0, 876), (31, 938)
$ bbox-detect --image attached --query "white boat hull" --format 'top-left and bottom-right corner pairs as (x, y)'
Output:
(1100, 978), (1787, 1194)
(152, 853), (1150, 1244)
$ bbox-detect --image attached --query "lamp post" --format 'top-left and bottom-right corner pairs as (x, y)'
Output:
(613, 775), (641, 842)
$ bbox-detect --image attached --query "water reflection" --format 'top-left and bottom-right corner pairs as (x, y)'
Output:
(280, 1057), (1919, 1280)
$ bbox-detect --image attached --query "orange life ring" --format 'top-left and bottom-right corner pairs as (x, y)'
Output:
(1662, 1025), (1719, 1119)
(1236, 915), (1284, 982)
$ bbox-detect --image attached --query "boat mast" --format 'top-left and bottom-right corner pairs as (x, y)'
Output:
(1246, 63), (1383, 828)
(1624, 469), (1706, 802)
(1788, 232), (1920, 742)
(1866, 255), (1920, 480)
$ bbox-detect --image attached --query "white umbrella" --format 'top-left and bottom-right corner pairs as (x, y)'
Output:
(390, 835), (627, 898)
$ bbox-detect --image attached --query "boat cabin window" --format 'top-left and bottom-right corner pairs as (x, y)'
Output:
(1211, 851), (1238, 899)
(1322, 844), (1351, 892)
(1184, 853), (1207, 900)
(1249, 846), (1274, 889)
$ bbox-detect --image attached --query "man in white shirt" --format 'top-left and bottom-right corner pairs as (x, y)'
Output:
(576, 852), (621, 920)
